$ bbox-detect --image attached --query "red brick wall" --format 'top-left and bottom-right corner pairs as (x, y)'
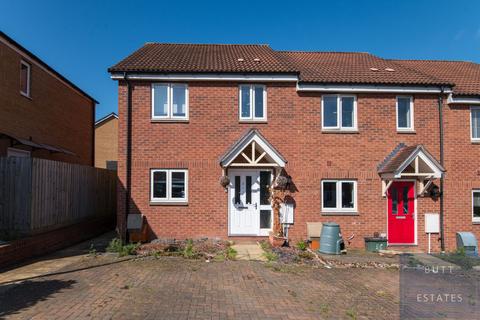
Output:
(0, 40), (94, 165)
(443, 104), (480, 249)
(0, 216), (113, 270)
(116, 80), (478, 252)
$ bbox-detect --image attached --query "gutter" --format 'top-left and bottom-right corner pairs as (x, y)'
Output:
(123, 72), (132, 243)
(447, 93), (480, 105)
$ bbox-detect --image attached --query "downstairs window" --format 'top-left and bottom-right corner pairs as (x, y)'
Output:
(151, 169), (188, 203)
(322, 180), (357, 213)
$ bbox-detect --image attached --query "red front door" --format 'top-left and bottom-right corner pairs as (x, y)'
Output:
(387, 181), (415, 244)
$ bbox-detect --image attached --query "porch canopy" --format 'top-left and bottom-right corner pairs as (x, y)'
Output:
(377, 143), (445, 196)
(0, 132), (76, 156)
(219, 129), (287, 168)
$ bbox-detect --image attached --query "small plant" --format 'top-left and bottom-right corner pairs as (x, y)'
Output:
(259, 240), (271, 251)
(120, 243), (139, 257)
(298, 251), (314, 260)
(296, 240), (307, 251)
(183, 239), (197, 259)
(88, 244), (97, 257)
(319, 303), (330, 314)
(213, 254), (226, 262)
(107, 238), (139, 257)
(345, 308), (357, 320)
(226, 246), (237, 260)
(263, 251), (279, 262)
(107, 238), (123, 253)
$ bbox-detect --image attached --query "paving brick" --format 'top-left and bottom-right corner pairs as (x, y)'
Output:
(0, 256), (400, 319)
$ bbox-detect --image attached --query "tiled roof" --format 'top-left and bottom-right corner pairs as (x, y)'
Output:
(391, 60), (480, 96)
(109, 43), (480, 93)
(108, 43), (297, 73)
(377, 144), (445, 174)
(378, 144), (418, 174)
(277, 51), (449, 85)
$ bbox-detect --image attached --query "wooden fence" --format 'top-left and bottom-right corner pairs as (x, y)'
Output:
(0, 157), (116, 238)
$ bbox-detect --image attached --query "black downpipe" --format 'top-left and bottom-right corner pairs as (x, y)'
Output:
(438, 90), (445, 252)
(91, 100), (96, 166)
(124, 72), (132, 243)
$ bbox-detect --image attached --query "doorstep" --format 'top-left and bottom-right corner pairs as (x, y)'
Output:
(231, 243), (267, 261)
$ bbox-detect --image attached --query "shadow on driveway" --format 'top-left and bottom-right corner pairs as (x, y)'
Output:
(0, 279), (76, 319)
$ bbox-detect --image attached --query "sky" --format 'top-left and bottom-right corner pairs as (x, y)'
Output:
(1, 0), (479, 120)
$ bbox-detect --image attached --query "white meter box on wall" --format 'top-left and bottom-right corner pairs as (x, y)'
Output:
(425, 213), (440, 233)
(280, 203), (294, 224)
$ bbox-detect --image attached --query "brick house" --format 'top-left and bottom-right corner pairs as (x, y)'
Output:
(0, 31), (97, 165)
(95, 112), (118, 169)
(109, 43), (480, 252)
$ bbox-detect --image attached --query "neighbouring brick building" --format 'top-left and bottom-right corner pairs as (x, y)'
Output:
(109, 43), (480, 252)
(0, 31), (97, 165)
(95, 112), (118, 169)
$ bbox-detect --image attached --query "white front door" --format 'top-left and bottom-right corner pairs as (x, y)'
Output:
(229, 170), (272, 236)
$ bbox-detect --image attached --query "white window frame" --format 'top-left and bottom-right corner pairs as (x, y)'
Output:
(151, 83), (189, 121)
(20, 60), (31, 98)
(239, 84), (267, 121)
(150, 169), (188, 203)
(396, 96), (414, 131)
(472, 190), (480, 223)
(470, 106), (480, 142)
(321, 180), (357, 213)
(321, 94), (357, 131)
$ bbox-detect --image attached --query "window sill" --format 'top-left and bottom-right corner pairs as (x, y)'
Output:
(321, 211), (359, 216)
(239, 120), (268, 124)
(397, 130), (416, 134)
(321, 129), (359, 134)
(472, 221), (480, 225)
(150, 201), (188, 206)
(471, 140), (480, 144)
(151, 119), (189, 123)
(20, 92), (32, 100)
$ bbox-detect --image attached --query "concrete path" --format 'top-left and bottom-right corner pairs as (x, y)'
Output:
(0, 231), (115, 285)
(410, 253), (460, 270)
(231, 242), (267, 261)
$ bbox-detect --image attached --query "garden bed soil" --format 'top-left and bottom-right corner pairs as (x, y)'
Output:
(136, 238), (235, 261)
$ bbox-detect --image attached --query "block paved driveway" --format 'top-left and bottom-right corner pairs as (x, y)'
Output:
(0, 255), (399, 320)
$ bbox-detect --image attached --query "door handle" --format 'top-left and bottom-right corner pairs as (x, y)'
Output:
(254, 203), (257, 210)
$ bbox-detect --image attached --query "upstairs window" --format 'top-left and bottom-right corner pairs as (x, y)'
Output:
(20, 61), (31, 97)
(239, 85), (266, 121)
(470, 107), (480, 141)
(322, 95), (357, 130)
(396, 96), (414, 131)
(152, 83), (188, 120)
